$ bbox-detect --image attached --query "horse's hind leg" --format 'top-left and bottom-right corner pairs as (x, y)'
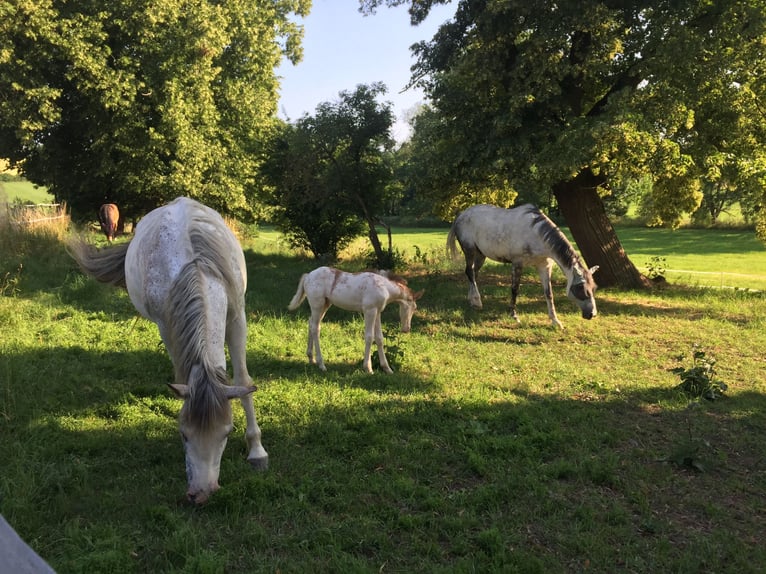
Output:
(510, 262), (523, 323)
(361, 308), (379, 373)
(465, 249), (486, 309)
(308, 302), (330, 371)
(227, 309), (269, 470)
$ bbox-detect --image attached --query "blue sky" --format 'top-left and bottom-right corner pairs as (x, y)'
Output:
(276, 0), (456, 142)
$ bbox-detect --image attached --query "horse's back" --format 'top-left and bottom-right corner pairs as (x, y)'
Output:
(455, 204), (547, 262)
(125, 197), (245, 319)
(305, 267), (388, 312)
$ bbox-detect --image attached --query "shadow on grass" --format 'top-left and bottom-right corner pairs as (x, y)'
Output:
(3, 340), (766, 573)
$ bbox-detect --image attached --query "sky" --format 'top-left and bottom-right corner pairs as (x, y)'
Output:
(275, 0), (456, 143)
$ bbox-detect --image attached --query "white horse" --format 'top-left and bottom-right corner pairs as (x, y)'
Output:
(68, 197), (268, 504)
(288, 267), (423, 374)
(447, 204), (598, 328)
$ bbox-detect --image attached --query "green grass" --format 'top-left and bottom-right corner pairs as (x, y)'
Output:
(303, 225), (766, 291)
(0, 179), (53, 204)
(1, 223), (765, 573)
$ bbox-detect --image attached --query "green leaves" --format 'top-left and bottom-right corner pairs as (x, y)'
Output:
(400, 0), (766, 231)
(0, 0), (306, 221)
(261, 84), (395, 260)
(672, 345), (728, 401)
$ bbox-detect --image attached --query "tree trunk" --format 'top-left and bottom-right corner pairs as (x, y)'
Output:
(366, 218), (385, 264)
(553, 172), (651, 289)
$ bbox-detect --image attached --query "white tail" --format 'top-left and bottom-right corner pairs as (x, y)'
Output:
(287, 273), (307, 311)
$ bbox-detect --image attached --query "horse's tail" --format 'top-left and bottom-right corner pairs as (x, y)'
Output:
(287, 273), (308, 311)
(67, 238), (130, 288)
(446, 220), (460, 261)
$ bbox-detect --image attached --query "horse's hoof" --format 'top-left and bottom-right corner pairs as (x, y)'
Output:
(247, 455), (269, 471)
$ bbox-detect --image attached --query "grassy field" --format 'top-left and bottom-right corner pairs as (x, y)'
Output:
(1, 218), (765, 573)
(265, 225), (766, 291)
(0, 179), (53, 204)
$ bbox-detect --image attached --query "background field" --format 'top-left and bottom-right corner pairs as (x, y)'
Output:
(1, 217), (764, 573)
(261, 225), (766, 291)
(0, 179), (54, 204)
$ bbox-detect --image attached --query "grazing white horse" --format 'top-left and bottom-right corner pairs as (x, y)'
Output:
(448, 204), (598, 328)
(288, 267), (423, 373)
(69, 197), (268, 504)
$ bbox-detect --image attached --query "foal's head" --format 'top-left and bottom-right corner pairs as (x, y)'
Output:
(169, 365), (255, 505)
(566, 264), (599, 320)
(397, 285), (425, 333)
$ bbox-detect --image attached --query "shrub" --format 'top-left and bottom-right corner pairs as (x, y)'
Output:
(671, 345), (728, 400)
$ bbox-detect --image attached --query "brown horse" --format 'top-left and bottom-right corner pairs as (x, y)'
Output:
(98, 203), (119, 242)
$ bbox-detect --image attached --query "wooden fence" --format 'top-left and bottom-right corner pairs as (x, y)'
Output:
(4, 203), (67, 227)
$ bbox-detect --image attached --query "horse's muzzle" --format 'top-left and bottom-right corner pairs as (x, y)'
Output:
(187, 482), (220, 505)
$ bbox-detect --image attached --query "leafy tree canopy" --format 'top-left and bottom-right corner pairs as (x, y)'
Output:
(0, 0), (310, 221)
(362, 0), (766, 286)
(261, 83), (395, 262)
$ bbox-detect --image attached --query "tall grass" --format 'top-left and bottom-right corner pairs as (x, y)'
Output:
(1, 222), (765, 573)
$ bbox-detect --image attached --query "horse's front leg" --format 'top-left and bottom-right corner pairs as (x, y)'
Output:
(373, 311), (393, 374)
(538, 261), (563, 329)
(227, 309), (269, 470)
(361, 308), (380, 373)
(510, 262), (523, 323)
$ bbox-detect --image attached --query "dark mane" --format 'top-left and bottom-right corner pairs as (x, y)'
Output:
(524, 205), (582, 270)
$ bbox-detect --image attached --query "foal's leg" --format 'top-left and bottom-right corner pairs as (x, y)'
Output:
(308, 302), (331, 371)
(361, 308), (377, 373)
(510, 262), (523, 323)
(373, 310), (393, 374)
(227, 309), (269, 470)
(537, 261), (563, 329)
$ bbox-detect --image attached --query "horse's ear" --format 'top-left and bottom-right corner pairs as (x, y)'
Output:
(588, 265), (600, 275)
(167, 383), (190, 398)
(414, 289), (425, 301)
(224, 385), (257, 399)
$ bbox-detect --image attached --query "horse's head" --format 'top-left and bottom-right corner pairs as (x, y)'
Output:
(398, 288), (424, 333)
(566, 265), (599, 320)
(169, 372), (256, 505)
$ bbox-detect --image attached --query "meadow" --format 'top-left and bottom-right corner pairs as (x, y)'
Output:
(0, 179), (54, 205)
(0, 213), (765, 573)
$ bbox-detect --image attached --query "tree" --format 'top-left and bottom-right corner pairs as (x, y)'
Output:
(261, 83), (396, 264)
(361, 0), (766, 288)
(261, 121), (366, 259)
(0, 0), (310, 221)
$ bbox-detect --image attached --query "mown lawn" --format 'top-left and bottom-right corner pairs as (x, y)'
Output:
(0, 222), (764, 573)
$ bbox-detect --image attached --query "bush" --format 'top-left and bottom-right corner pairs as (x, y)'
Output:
(672, 345), (728, 400)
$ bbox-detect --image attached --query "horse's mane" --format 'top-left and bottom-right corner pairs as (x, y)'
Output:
(376, 269), (408, 286)
(524, 205), (583, 270)
(165, 213), (241, 430)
